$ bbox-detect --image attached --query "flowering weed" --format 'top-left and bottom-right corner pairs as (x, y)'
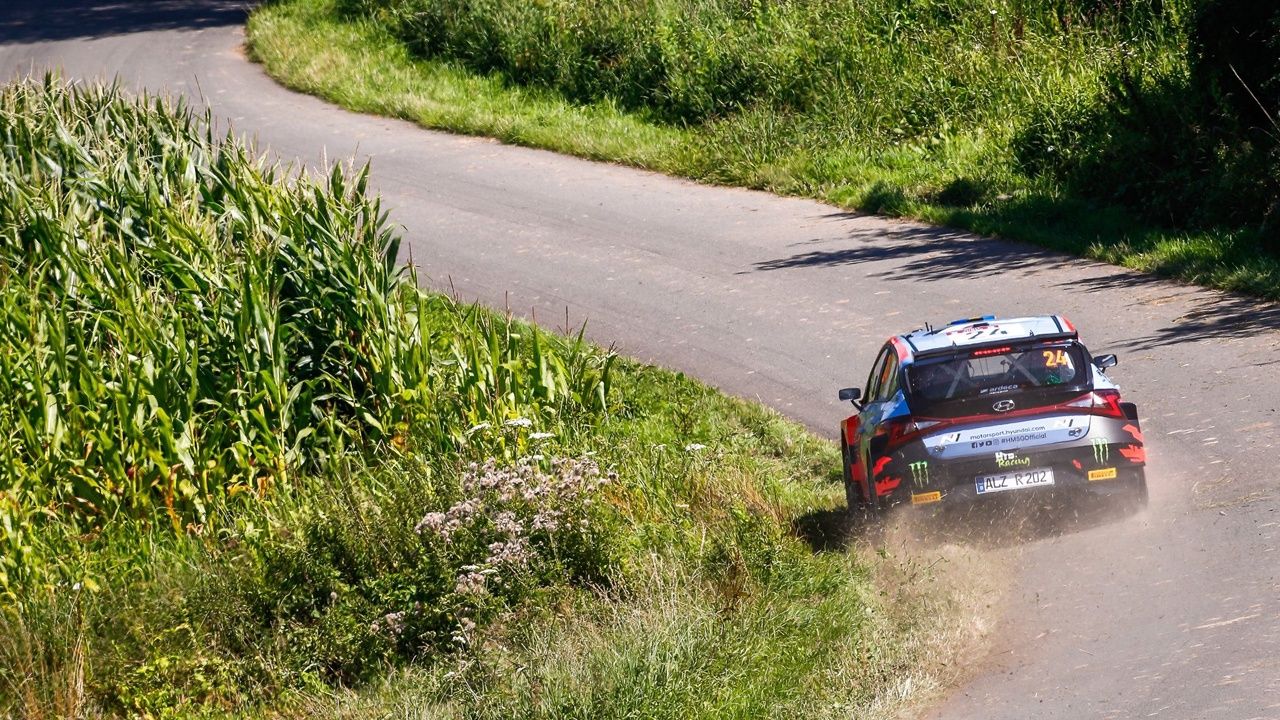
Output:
(179, 454), (618, 690)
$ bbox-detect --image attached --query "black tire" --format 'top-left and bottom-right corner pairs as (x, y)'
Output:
(1122, 467), (1149, 513)
(865, 483), (886, 518)
(842, 439), (862, 513)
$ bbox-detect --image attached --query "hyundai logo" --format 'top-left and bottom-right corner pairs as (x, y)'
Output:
(993, 399), (1016, 412)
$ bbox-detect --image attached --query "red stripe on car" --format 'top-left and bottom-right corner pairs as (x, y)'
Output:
(873, 456), (892, 475)
(875, 476), (901, 495)
(1122, 424), (1144, 443)
(1119, 445), (1146, 463)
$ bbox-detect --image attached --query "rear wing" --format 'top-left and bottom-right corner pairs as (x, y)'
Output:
(909, 331), (1080, 363)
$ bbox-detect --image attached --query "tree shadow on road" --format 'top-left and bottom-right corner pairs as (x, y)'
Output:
(750, 213), (1080, 283)
(0, 0), (247, 45)
(751, 211), (1280, 353)
(1054, 272), (1280, 352)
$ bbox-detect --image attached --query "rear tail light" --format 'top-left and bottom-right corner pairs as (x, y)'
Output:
(876, 417), (945, 452)
(1064, 390), (1124, 419)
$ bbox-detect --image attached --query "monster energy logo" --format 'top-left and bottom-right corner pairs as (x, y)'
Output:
(909, 460), (930, 487)
(1091, 438), (1110, 463)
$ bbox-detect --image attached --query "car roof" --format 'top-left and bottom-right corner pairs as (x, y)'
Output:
(896, 315), (1077, 360)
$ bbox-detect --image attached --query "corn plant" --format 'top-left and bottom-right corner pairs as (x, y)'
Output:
(0, 76), (613, 594)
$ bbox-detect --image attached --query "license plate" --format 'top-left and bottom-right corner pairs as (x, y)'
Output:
(975, 467), (1055, 495)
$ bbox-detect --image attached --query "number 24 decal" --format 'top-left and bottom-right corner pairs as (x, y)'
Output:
(1043, 350), (1069, 367)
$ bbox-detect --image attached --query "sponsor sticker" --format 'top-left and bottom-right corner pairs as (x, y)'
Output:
(1091, 438), (1110, 463)
(995, 451), (1031, 468)
(1088, 467), (1118, 482)
(911, 491), (942, 505)
(926, 415), (1088, 461)
(908, 460), (930, 487)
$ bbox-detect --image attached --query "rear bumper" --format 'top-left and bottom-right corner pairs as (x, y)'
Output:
(874, 420), (1146, 510)
(904, 462), (1145, 509)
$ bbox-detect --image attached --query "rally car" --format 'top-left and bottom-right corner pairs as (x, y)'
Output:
(838, 315), (1147, 514)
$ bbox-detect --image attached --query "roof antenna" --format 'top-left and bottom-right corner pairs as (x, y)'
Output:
(924, 321), (933, 333)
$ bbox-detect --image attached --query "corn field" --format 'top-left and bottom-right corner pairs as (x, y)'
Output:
(0, 76), (613, 593)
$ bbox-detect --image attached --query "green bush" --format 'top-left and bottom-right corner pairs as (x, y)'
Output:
(1011, 0), (1280, 238)
(325, 0), (1276, 243)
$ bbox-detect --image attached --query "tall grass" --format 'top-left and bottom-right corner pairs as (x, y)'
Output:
(348, 0), (1180, 130)
(0, 75), (620, 715)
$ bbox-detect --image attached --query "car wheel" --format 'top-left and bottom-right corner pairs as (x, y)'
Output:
(865, 483), (886, 518)
(842, 439), (862, 513)
(1120, 467), (1148, 514)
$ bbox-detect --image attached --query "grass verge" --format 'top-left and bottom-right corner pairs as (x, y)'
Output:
(0, 76), (998, 719)
(246, 0), (1280, 299)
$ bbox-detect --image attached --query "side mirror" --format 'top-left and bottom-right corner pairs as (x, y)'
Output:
(838, 387), (862, 405)
(1093, 354), (1117, 371)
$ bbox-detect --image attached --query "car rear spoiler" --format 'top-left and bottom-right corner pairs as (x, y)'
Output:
(910, 332), (1080, 362)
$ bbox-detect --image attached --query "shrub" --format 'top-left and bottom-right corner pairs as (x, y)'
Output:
(1011, 0), (1280, 238)
(336, 0), (1280, 238)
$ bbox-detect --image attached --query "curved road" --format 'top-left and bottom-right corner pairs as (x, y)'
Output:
(3, 3), (1278, 717)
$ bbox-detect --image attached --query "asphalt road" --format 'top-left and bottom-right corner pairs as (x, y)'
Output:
(3, 2), (1278, 717)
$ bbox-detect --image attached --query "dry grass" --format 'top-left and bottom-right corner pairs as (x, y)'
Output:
(0, 599), (90, 720)
(860, 525), (1008, 719)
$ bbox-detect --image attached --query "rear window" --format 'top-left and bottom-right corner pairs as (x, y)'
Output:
(905, 343), (1090, 414)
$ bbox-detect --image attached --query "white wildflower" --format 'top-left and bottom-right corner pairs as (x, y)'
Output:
(504, 417), (533, 428)
(529, 432), (554, 440)
(493, 510), (523, 536)
(487, 537), (531, 567)
(414, 511), (447, 535)
(381, 610), (409, 637)
(684, 443), (707, 452)
(531, 509), (561, 532)
(455, 571), (488, 596)
(452, 617), (477, 645)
